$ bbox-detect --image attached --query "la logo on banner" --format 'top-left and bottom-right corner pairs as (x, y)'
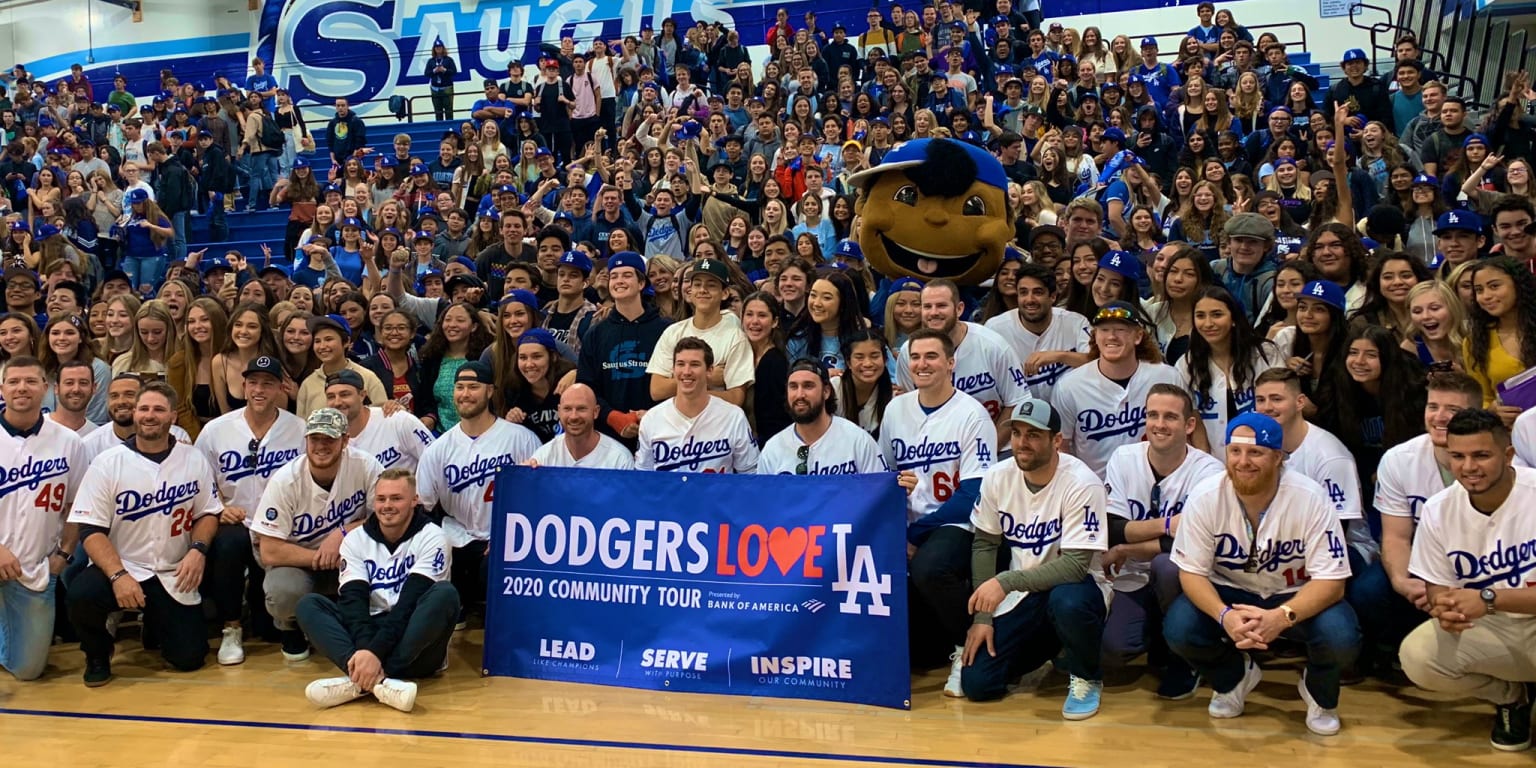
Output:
(831, 524), (891, 616)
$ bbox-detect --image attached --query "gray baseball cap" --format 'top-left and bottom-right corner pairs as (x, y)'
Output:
(305, 407), (348, 439)
(1007, 399), (1062, 432)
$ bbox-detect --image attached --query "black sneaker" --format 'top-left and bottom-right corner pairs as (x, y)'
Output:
(1155, 661), (1201, 701)
(280, 629), (310, 662)
(83, 659), (113, 688)
(1491, 685), (1534, 752)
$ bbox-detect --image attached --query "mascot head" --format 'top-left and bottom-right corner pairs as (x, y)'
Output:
(849, 138), (1011, 285)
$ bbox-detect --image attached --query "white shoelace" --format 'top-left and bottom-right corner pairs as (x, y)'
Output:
(1068, 676), (1094, 700)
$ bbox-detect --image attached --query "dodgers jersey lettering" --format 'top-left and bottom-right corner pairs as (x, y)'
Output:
(1376, 434), (1452, 524)
(0, 418), (88, 591)
(896, 322), (1030, 419)
(971, 452), (1108, 616)
(879, 389), (996, 523)
(984, 307), (1091, 404)
(1103, 442), (1225, 591)
(636, 396), (759, 473)
(195, 408), (306, 515)
(1410, 466), (1536, 605)
(1171, 469), (1351, 598)
(530, 432), (637, 469)
(758, 416), (889, 475)
(418, 418), (542, 547)
(347, 406), (435, 471)
(1052, 360), (1184, 477)
(68, 442), (224, 605)
(250, 447), (384, 548)
(340, 517), (452, 615)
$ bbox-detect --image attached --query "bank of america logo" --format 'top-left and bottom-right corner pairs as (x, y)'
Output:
(802, 599), (826, 613)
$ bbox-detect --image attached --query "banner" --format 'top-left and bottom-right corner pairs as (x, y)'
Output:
(484, 466), (911, 709)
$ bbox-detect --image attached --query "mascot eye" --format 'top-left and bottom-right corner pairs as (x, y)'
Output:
(963, 196), (986, 216)
(892, 185), (918, 206)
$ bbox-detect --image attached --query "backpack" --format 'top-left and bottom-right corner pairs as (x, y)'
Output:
(259, 114), (285, 150)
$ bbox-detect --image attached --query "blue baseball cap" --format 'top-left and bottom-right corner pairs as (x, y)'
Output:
(292, 157), (310, 169)
(1102, 127), (1126, 144)
(517, 327), (559, 352)
(380, 156), (399, 168)
(450, 255), (477, 272)
(1003, 244), (1027, 262)
(1434, 209), (1483, 235)
(33, 223), (59, 239)
(1226, 412), (1284, 450)
(1097, 250), (1142, 280)
(608, 251), (647, 277)
(1298, 280), (1346, 312)
(501, 288), (540, 312)
(1412, 173), (1439, 187)
(1463, 132), (1490, 148)
(1341, 48), (1369, 64)
(890, 276), (925, 293)
(410, 163), (430, 176)
(339, 216), (366, 230)
(558, 250), (593, 274)
(125, 188), (149, 204)
(197, 255), (231, 273)
(258, 263), (291, 278)
(844, 138), (1008, 193)
(835, 240), (864, 261)
(1140, 36), (1159, 48)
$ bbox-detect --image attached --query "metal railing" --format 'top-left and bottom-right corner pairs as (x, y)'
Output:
(1143, 21), (1309, 58)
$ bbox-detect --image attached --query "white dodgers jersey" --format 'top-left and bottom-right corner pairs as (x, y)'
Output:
(880, 390), (996, 523)
(418, 418), (541, 548)
(81, 423), (191, 462)
(68, 442), (225, 605)
(1104, 443), (1225, 591)
(971, 453), (1108, 616)
(897, 322), (1030, 419)
(348, 407), (435, 471)
(1410, 466), (1536, 609)
(250, 447), (383, 549)
(1052, 360), (1183, 477)
(758, 416), (888, 475)
(1376, 434), (1453, 524)
(340, 516), (452, 615)
(1511, 408), (1536, 468)
(0, 418), (88, 591)
(1171, 469), (1351, 599)
(1176, 346), (1283, 451)
(636, 396), (759, 473)
(1288, 423), (1363, 522)
(530, 432), (636, 469)
(196, 409), (306, 515)
(984, 307), (1091, 404)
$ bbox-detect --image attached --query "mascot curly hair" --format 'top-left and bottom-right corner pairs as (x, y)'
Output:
(847, 138), (1012, 285)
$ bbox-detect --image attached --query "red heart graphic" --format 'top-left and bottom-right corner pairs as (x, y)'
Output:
(768, 527), (808, 576)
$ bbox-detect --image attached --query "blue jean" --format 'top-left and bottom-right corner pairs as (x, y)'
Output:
(0, 576), (56, 680)
(1346, 553), (1429, 662)
(122, 252), (166, 291)
(296, 581), (460, 679)
(1164, 585), (1360, 708)
(960, 577), (1106, 701)
(247, 153), (278, 210)
(170, 211), (187, 262)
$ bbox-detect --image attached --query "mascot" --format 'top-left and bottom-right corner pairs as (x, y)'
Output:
(847, 138), (1011, 286)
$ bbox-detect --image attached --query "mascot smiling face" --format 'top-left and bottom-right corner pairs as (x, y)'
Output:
(849, 138), (1011, 285)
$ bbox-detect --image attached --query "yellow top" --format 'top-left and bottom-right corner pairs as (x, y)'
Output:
(1466, 329), (1528, 407)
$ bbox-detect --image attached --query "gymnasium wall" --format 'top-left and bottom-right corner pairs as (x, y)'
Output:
(0, 0), (1372, 115)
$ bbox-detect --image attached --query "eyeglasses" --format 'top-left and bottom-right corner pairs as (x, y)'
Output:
(796, 445), (809, 476)
(244, 437), (260, 469)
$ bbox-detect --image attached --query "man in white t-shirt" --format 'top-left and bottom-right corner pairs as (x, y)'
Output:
(296, 469), (458, 713)
(646, 259), (754, 405)
(983, 261), (1090, 405)
(528, 384), (635, 469)
(880, 329), (996, 697)
(1101, 385), (1224, 699)
(963, 399), (1108, 719)
(1403, 408), (1536, 752)
(759, 360), (886, 475)
(637, 337), (759, 473)
(1362, 371), (1479, 676)
(1165, 412), (1358, 736)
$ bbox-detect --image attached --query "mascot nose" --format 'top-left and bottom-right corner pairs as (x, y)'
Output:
(923, 208), (949, 226)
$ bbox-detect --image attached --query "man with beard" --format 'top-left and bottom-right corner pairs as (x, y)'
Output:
(962, 399), (1109, 718)
(895, 280), (1028, 446)
(1403, 408), (1536, 752)
(1165, 412), (1358, 736)
(196, 355), (307, 664)
(637, 337), (759, 473)
(528, 384), (634, 469)
(758, 360), (885, 475)
(250, 408), (384, 663)
(0, 356), (88, 681)
(1100, 385), (1225, 699)
(67, 381), (224, 686)
(416, 362), (540, 626)
(47, 359), (98, 435)
(324, 370), (434, 472)
(82, 373), (191, 461)
(984, 262), (1090, 404)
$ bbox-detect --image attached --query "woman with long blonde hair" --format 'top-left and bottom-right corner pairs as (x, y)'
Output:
(1232, 71), (1265, 134)
(111, 299), (177, 376)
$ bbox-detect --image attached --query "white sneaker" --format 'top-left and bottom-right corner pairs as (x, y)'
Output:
(943, 646), (965, 698)
(1298, 673), (1341, 735)
(217, 626), (245, 666)
(1208, 656), (1262, 719)
(305, 677), (366, 709)
(373, 678), (418, 712)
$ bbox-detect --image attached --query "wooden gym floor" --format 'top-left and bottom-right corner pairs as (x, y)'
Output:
(0, 630), (1523, 768)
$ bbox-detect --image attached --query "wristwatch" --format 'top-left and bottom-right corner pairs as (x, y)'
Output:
(189, 541), (210, 556)
(1481, 587), (1498, 615)
(1278, 604), (1298, 626)
(50, 546), (74, 565)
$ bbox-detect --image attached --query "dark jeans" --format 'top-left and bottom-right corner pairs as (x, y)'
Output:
(598, 97), (616, 151)
(205, 522), (274, 630)
(430, 88), (453, 121)
(67, 567), (208, 671)
(296, 581), (460, 679)
(1103, 553), (1192, 678)
(961, 576), (1106, 701)
(1164, 584), (1361, 708)
(451, 543), (488, 608)
(1346, 553), (1429, 662)
(908, 527), (1008, 666)
(542, 127), (573, 166)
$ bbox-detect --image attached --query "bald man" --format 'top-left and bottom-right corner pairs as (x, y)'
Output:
(527, 384), (636, 469)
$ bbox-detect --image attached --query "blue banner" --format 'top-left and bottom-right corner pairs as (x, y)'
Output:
(484, 466), (911, 709)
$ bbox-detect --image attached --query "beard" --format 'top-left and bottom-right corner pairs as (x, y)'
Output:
(1229, 461), (1281, 496)
(456, 397), (488, 421)
(789, 398), (825, 425)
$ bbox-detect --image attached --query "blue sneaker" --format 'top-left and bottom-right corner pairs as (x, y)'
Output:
(1062, 675), (1102, 720)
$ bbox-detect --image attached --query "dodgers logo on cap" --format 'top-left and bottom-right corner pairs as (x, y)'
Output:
(1311, 283), (1326, 296)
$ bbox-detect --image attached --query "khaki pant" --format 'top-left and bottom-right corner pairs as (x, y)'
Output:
(1400, 614), (1536, 705)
